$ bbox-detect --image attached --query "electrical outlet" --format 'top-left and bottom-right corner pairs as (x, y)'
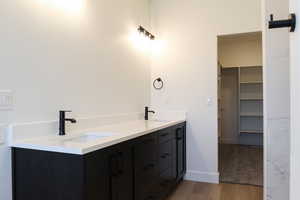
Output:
(0, 90), (14, 110)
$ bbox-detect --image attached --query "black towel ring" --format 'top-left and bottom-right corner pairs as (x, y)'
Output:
(153, 78), (164, 90)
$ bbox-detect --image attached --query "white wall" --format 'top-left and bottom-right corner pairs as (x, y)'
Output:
(290, 0), (300, 199)
(218, 33), (263, 68)
(0, 0), (151, 199)
(150, 0), (261, 183)
(0, 120), (11, 200)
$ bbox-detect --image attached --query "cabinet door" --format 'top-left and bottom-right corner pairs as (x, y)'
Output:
(176, 126), (186, 179)
(109, 145), (133, 200)
(85, 150), (110, 200)
(134, 133), (158, 200)
(13, 148), (85, 200)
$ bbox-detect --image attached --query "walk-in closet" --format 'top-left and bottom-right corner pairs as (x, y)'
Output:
(218, 32), (263, 186)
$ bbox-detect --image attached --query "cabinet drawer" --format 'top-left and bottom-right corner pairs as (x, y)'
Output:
(157, 169), (173, 197)
(136, 184), (160, 200)
(134, 134), (157, 171)
(158, 128), (173, 144)
(137, 169), (173, 200)
(135, 171), (159, 200)
(158, 141), (172, 173)
(135, 161), (158, 186)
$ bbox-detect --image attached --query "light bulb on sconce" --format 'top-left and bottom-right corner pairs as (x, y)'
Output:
(130, 26), (156, 52)
(138, 26), (155, 40)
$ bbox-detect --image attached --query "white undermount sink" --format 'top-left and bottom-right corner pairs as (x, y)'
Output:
(64, 132), (119, 144)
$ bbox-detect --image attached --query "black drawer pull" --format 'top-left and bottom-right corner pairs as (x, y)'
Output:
(176, 128), (183, 139)
(176, 128), (182, 135)
(142, 138), (155, 144)
(118, 152), (124, 175)
(160, 133), (169, 137)
(145, 195), (156, 200)
(160, 180), (170, 187)
(160, 153), (170, 159)
(118, 169), (124, 175)
(110, 155), (119, 177)
(143, 163), (155, 171)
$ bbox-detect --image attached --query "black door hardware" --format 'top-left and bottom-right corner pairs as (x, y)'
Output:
(269, 13), (296, 32)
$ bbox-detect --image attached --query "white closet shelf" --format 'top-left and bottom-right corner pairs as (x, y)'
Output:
(240, 130), (264, 134)
(240, 113), (263, 117)
(240, 65), (263, 68)
(240, 98), (263, 101)
(240, 81), (263, 84)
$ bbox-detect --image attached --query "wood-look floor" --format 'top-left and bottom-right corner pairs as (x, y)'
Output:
(167, 181), (263, 200)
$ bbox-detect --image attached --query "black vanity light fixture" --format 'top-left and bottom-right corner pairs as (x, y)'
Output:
(138, 26), (155, 40)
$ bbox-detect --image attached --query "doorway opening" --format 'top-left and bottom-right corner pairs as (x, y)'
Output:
(217, 32), (264, 187)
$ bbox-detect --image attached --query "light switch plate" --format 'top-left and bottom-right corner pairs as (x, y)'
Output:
(0, 90), (14, 110)
(207, 97), (213, 106)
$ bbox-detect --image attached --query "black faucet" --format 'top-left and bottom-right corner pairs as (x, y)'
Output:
(145, 106), (155, 120)
(59, 110), (77, 136)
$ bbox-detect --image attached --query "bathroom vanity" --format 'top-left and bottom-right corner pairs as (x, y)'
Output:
(11, 121), (186, 200)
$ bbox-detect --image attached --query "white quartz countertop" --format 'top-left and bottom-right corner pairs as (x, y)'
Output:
(10, 119), (185, 155)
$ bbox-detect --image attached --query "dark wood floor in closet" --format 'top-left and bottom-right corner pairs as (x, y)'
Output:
(219, 144), (263, 186)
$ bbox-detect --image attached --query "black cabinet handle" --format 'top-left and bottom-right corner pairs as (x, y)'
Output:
(145, 195), (156, 200)
(176, 128), (182, 135)
(176, 127), (183, 140)
(110, 155), (119, 177)
(142, 138), (155, 144)
(143, 163), (155, 171)
(118, 152), (124, 175)
(160, 153), (170, 159)
(110, 152), (125, 177)
(160, 132), (169, 137)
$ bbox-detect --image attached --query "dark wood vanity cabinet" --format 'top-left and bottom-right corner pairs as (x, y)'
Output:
(12, 122), (186, 200)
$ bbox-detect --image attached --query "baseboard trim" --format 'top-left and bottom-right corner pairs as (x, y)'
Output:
(184, 170), (219, 184)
